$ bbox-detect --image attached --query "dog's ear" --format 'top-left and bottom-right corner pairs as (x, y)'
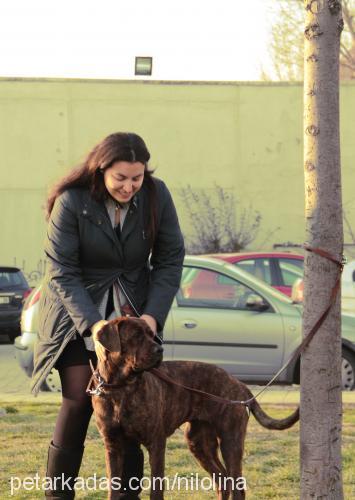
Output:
(96, 320), (123, 353)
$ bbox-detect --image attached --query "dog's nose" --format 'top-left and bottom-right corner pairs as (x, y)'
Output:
(155, 345), (164, 354)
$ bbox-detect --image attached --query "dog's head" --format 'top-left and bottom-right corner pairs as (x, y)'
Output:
(95, 317), (163, 381)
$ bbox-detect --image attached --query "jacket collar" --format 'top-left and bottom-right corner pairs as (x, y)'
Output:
(80, 191), (141, 254)
(120, 195), (139, 244)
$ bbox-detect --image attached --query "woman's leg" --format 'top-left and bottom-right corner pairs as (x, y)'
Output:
(45, 365), (92, 499)
(53, 364), (93, 448)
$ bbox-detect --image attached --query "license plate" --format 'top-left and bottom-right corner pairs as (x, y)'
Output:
(0, 296), (10, 304)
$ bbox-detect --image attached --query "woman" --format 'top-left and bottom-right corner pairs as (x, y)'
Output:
(31, 132), (185, 499)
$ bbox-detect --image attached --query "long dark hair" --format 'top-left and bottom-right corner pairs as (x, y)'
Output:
(46, 132), (158, 243)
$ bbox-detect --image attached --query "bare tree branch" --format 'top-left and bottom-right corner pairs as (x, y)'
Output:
(343, 0), (355, 40)
(267, 0), (355, 80)
(177, 185), (272, 254)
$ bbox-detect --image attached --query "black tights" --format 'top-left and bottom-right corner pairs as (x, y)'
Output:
(53, 364), (93, 449)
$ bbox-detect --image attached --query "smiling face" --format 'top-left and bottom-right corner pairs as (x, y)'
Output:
(103, 161), (145, 203)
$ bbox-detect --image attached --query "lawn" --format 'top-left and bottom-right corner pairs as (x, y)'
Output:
(0, 396), (354, 499)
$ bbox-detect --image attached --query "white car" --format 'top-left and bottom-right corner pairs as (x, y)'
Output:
(342, 260), (355, 313)
(292, 260), (355, 314)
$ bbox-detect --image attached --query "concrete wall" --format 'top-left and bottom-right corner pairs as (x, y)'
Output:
(0, 78), (354, 285)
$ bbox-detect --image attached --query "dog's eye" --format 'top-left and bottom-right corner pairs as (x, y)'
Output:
(144, 327), (155, 338)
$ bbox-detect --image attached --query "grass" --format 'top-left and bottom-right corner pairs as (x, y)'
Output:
(0, 398), (354, 499)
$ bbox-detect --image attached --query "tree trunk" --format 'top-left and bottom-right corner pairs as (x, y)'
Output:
(301, 0), (344, 498)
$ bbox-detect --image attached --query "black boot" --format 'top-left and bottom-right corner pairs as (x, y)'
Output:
(44, 441), (84, 499)
(118, 442), (144, 499)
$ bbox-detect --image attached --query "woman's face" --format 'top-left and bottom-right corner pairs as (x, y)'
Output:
(103, 161), (145, 203)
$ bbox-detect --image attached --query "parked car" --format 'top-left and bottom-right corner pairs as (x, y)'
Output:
(0, 266), (32, 342)
(342, 261), (355, 312)
(292, 260), (355, 313)
(207, 252), (304, 296)
(15, 256), (355, 392)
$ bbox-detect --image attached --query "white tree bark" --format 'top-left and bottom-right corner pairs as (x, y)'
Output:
(301, 0), (344, 498)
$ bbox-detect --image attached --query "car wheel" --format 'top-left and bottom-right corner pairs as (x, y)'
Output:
(342, 350), (355, 391)
(41, 369), (62, 392)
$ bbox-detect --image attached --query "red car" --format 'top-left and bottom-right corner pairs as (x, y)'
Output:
(185, 252), (304, 299)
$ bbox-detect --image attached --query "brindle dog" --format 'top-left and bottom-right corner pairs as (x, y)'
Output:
(91, 317), (299, 500)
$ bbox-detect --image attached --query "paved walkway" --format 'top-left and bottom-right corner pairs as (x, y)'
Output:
(0, 337), (32, 395)
(0, 335), (61, 403)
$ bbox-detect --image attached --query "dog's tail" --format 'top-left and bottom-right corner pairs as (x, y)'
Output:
(248, 395), (299, 430)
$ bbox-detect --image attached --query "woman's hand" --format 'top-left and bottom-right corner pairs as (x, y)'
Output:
(140, 314), (157, 334)
(91, 319), (109, 362)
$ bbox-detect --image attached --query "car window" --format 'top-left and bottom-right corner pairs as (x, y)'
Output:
(234, 259), (272, 285)
(279, 259), (304, 287)
(0, 269), (26, 288)
(177, 266), (262, 310)
(181, 267), (198, 285)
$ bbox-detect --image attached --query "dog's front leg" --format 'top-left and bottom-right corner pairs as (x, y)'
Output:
(102, 433), (125, 500)
(147, 436), (167, 500)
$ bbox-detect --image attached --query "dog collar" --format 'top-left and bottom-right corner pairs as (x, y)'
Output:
(86, 359), (137, 397)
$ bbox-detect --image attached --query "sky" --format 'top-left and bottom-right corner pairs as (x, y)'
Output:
(0, 0), (275, 81)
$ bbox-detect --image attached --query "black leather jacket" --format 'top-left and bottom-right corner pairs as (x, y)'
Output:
(31, 178), (184, 395)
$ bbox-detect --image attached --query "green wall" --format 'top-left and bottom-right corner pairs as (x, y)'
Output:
(0, 78), (354, 285)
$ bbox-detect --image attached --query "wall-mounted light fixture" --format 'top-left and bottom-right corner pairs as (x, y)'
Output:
(135, 56), (153, 76)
